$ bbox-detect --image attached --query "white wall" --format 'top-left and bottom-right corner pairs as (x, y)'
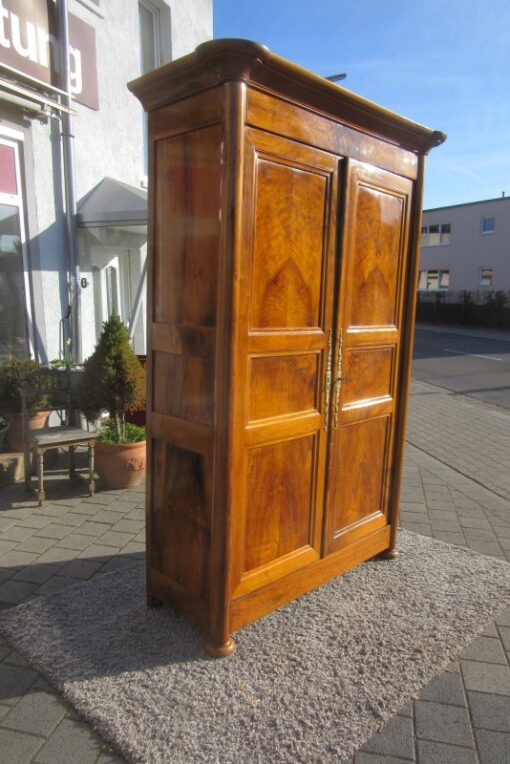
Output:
(20, 0), (212, 362)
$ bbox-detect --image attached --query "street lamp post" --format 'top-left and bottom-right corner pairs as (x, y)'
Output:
(325, 73), (347, 83)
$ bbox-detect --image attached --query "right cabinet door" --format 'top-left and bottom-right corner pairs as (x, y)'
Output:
(323, 160), (413, 554)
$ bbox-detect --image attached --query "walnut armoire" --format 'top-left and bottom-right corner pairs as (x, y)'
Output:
(129, 39), (445, 656)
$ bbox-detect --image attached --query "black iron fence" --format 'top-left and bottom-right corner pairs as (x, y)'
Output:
(416, 290), (510, 329)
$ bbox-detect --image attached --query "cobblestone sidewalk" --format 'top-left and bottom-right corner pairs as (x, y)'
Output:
(0, 381), (509, 763)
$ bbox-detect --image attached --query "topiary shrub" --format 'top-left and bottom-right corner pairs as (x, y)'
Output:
(79, 314), (146, 443)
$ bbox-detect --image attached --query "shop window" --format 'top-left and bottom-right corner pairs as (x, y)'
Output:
(0, 204), (26, 360)
(0, 139), (30, 362)
(479, 267), (493, 287)
(481, 216), (495, 234)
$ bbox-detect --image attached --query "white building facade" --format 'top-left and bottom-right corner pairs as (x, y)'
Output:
(0, 0), (212, 366)
(419, 196), (510, 293)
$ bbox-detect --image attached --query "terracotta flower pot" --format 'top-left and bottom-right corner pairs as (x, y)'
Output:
(8, 411), (49, 452)
(95, 440), (146, 490)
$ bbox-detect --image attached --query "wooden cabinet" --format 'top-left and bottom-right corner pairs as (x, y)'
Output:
(129, 40), (445, 656)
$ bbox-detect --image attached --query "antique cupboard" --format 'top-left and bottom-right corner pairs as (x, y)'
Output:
(129, 39), (445, 656)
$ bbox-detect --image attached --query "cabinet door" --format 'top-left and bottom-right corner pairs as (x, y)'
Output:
(230, 128), (339, 598)
(323, 160), (413, 554)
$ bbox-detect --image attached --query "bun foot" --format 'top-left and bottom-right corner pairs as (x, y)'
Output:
(378, 547), (399, 560)
(205, 637), (235, 658)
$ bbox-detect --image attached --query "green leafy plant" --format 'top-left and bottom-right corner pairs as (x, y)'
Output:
(96, 418), (146, 444)
(78, 314), (146, 444)
(48, 356), (80, 369)
(0, 359), (52, 414)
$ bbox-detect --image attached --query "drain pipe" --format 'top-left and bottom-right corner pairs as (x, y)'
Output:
(58, 0), (81, 363)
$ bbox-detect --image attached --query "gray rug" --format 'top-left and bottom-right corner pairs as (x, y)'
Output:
(1, 530), (510, 764)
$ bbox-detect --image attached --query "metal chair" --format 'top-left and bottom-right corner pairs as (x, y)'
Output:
(20, 367), (97, 506)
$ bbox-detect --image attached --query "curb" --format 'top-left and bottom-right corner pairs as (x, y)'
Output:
(415, 323), (510, 344)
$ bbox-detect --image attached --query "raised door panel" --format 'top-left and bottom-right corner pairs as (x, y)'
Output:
(344, 186), (405, 328)
(244, 435), (315, 571)
(332, 417), (391, 529)
(230, 127), (339, 598)
(248, 353), (318, 421)
(324, 160), (413, 554)
(250, 161), (327, 329)
(341, 347), (393, 407)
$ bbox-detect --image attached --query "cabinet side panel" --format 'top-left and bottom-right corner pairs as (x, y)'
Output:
(148, 115), (223, 628)
(154, 127), (221, 327)
(152, 443), (210, 596)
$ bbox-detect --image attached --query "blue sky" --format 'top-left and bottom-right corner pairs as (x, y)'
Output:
(214, 0), (510, 209)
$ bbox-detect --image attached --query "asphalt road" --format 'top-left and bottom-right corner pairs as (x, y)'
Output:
(412, 327), (510, 410)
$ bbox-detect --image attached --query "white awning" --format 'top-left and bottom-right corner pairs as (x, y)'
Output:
(77, 177), (148, 228)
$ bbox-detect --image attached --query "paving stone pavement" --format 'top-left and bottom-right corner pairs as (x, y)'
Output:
(350, 382), (510, 764)
(407, 379), (510, 502)
(0, 382), (509, 763)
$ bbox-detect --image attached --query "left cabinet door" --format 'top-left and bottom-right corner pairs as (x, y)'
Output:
(229, 127), (340, 601)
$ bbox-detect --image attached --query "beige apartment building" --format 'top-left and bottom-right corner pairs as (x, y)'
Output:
(419, 195), (510, 292)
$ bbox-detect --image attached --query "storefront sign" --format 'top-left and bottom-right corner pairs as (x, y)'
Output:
(0, 0), (99, 110)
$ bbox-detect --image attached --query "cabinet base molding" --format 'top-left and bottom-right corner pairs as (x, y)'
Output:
(230, 525), (391, 632)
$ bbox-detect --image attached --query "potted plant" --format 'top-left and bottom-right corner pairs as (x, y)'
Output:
(79, 314), (146, 489)
(49, 356), (84, 417)
(0, 359), (52, 451)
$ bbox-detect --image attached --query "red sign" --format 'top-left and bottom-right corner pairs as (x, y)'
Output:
(0, 0), (99, 110)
